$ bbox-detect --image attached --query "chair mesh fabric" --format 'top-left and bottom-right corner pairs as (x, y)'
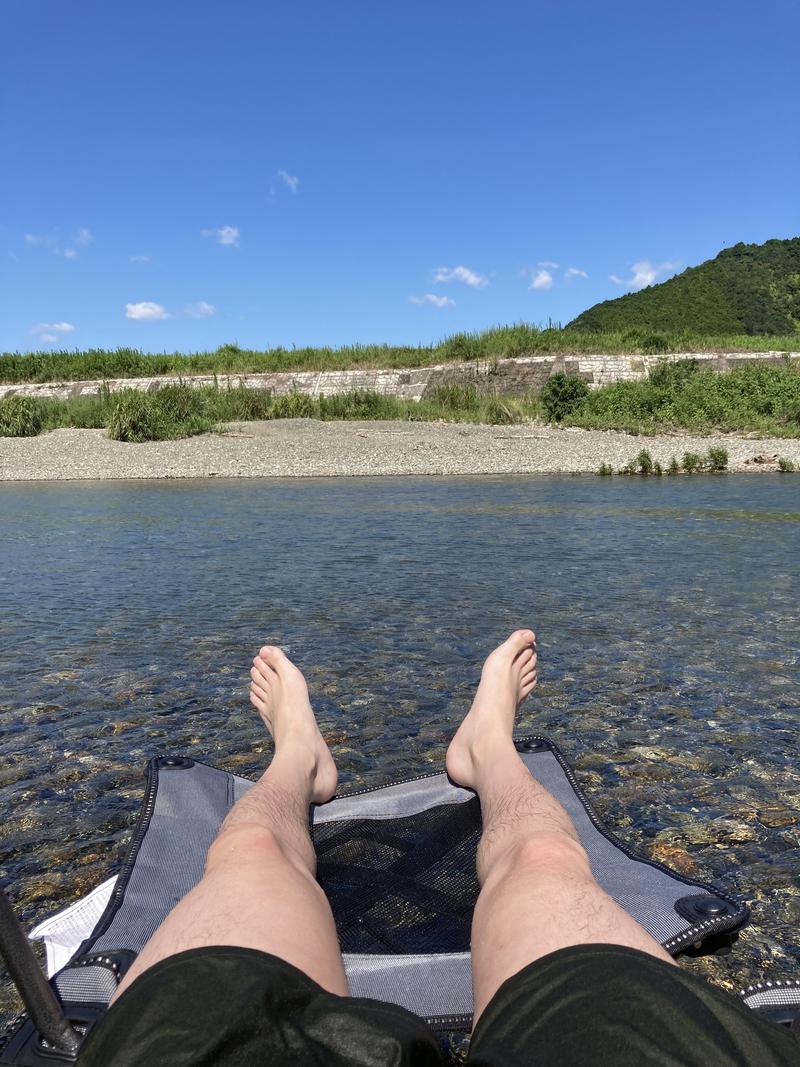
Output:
(46, 740), (749, 1023)
(312, 798), (481, 954)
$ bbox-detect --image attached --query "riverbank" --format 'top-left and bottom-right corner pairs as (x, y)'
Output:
(2, 419), (799, 480)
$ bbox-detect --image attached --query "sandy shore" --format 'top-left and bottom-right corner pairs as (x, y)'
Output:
(1, 419), (799, 481)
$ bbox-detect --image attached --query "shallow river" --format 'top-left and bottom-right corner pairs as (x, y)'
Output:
(1, 475), (798, 1025)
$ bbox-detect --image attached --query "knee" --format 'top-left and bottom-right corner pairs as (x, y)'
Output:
(490, 832), (592, 886)
(205, 823), (284, 873)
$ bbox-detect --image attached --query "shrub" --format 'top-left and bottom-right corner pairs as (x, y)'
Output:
(441, 332), (479, 362)
(598, 462), (614, 475)
(318, 390), (403, 420)
(707, 446), (729, 471)
(777, 456), (796, 472)
(153, 383), (207, 422)
(653, 460), (663, 476)
(668, 456), (680, 475)
(636, 448), (654, 475)
(682, 451), (703, 473)
(540, 373), (590, 422)
(483, 397), (519, 425)
(270, 392), (316, 419)
(0, 396), (45, 436)
(431, 383), (480, 411)
(637, 332), (672, 355)
(226, 387), (273, 420)
(107, 390), (167, 442)
(649, 359), (699, 389)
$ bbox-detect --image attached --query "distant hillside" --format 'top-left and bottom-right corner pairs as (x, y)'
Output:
(570, 237), (800, 335)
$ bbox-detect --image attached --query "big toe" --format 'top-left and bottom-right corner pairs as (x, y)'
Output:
(502, 629), (536, 658)
(260, 645), (290, 673)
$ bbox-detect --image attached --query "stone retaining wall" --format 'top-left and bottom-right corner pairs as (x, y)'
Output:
(1, 351), (796, 403)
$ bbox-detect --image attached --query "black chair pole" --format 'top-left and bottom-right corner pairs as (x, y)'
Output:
(0, 889), (80, 1056)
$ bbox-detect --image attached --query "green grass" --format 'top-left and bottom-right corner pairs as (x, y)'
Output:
(3, 356), (800, 442)
(562, 358), (800, 437)
(0, 383), (536, 441)
(607, 447), (729, 476)
(0, 396), (45, 436)
(1, 323), (799, 384)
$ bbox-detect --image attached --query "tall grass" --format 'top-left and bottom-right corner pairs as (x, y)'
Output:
(2, 325), (799, 384)
(564, 359), (800, 437)
(2, 358), (799, 441)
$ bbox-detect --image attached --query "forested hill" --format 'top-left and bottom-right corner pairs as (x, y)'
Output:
(569, 238), (800, 335)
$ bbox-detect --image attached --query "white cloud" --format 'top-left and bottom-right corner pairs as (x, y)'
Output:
(30, 322), (75, 344)
(130, 254), (150, 263)
(201, 225), (240, 247)
(564, 266), (588, 281)
(125, 301), (170, 321)
(409, 293), (455, 308)
(185, 301), (217, 318)
(56, 247), (79, 259)
(24, 233), (46, 246)
(610, 259), (679, 291)
(75, 227), (94, 246)
(530, 269), (554, 291)
(278, 170), (299, 193)
(432, 265), (489, 288)
(538, 260), (559, 269)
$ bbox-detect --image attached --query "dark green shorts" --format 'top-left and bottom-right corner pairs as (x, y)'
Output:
(78, 943), (799, 1066)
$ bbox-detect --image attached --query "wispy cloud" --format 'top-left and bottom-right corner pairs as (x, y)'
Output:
(277, 170), (299, 193)
(201, 225), (240, 247)
(24, 232), (81, 258)
(130, 254), (150, 264)
(409, 293), (455, 308)
(529, 269), (554, 291)
(432, 265), (489, 288)
(30, 321), (75, 344)
(125, 301), (170, 321)
(185, 301), (217, 318)
(538, 260), (559, 269)
(610, 259), (679, 291)
(564, 266), (588, 281)
(25, 230), (91, 257)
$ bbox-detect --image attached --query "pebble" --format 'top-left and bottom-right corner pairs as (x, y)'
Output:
(3, 421), (800, 480)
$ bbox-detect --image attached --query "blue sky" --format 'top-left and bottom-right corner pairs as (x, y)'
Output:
(3, 0), (799, 353)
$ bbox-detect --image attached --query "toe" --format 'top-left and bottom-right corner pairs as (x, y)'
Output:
(505, 629), (535, 656)
(515, 648), (535, 670)
(249, 689), (266, 711)
(250, 679), (270, 703)
(252, 656), (276, 682)
(261, 645), (290, 672)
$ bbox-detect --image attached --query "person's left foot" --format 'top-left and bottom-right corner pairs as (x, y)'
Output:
(250, 646), (338, 804)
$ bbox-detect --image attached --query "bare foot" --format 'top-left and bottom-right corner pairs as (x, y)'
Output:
(445, 629), (537, 790)
(250, 646), (338, 804)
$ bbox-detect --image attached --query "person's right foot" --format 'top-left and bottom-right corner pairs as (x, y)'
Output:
(250, 646), (338, 804)
(445, 629), (537, 790)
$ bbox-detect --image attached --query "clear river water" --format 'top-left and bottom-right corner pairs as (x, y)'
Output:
(1, 475), (798, 1024)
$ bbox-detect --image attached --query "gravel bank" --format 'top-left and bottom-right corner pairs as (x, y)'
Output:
(1, 420), (799, 481)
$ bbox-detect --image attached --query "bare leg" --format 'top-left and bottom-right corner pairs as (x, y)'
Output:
(446, 630), (675, 1023)
(112, 646), (347, 1002)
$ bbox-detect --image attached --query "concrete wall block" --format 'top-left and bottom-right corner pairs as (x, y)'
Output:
(2, 351), (797, 405)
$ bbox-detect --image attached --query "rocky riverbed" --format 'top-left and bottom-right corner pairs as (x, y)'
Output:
(1, 419), (800, 480)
